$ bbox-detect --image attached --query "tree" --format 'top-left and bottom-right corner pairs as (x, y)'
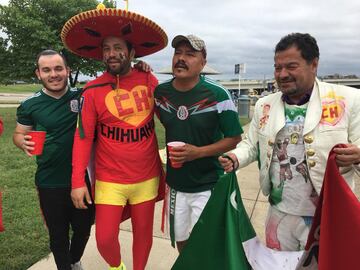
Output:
(102, 0), (116, 8)
(0, 0), (111, 86)
(0, 37), (11, 84)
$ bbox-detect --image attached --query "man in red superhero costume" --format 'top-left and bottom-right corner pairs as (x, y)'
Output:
(61, 5), (168, 270)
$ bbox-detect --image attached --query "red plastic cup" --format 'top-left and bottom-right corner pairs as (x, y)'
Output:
(167, 141), (185, 168)
(28, 131), (46, 155)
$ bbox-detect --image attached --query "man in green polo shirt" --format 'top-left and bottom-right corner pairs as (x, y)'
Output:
(13, 50), (94, 270)
(154, 34), (243, 252)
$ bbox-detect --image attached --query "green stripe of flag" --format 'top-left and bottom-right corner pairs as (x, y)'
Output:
(172, 172), (255, 270)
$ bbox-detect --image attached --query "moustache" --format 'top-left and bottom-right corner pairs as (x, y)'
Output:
(280, 77), (295, 83)
(174, 61), (188, 70)
(107, 55), (126, 63)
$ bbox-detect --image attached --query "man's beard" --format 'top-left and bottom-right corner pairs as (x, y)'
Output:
(278, 77), (299, 96)
(281, 87), (298, 96)
(106, 58), (131, 76)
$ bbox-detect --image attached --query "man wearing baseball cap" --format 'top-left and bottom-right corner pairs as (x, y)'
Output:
(62, 4), (167, 270)
(155, 34), (243, 252)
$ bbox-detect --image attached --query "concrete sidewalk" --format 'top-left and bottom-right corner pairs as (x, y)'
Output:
(27, 162), (266, 270)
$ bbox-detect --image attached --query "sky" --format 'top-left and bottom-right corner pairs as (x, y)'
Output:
(1, 0), (359, 80)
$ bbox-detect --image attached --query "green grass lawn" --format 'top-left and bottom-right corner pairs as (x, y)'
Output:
(0, 106), (248, 269)
(0, 107), (49, 270)
(0, 84), (42, 93)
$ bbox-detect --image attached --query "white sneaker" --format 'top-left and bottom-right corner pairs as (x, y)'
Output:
(71, 261), (84, 270)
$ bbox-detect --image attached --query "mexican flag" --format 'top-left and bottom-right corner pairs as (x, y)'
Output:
(296, 145), (360, 270)
(172, 172), (302, 270)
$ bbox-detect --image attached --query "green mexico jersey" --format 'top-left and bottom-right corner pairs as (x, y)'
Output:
(155, 76), (243, 192)
(16, 88), (81, 188)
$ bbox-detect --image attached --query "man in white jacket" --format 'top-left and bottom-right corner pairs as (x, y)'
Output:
(219, 32), (360, 252)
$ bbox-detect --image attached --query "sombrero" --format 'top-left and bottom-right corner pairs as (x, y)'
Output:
(61, 4), (168, 60)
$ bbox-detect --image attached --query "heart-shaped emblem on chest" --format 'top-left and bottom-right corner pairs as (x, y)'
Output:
(105, 85), (154, 127)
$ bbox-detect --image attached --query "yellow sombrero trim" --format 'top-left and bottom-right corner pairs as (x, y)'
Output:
(61, 8), (168, 58)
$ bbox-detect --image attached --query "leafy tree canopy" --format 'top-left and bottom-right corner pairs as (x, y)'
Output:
(0, 0), (115, 85)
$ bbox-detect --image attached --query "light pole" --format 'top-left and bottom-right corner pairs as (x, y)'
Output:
(263, 74), (266, 94)
(239, 63), (246, 96)
(238, 70), (241, 97)
(235, 63), (246, 98)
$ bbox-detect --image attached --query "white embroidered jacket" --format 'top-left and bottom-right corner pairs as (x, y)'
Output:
(232, 78), (360, 195)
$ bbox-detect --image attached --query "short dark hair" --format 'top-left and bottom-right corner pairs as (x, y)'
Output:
(275, 33), (320, 63)
(35, 50), (68, 69)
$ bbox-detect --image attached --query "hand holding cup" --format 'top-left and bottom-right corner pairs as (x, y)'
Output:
(27, 131), (46, 156)
(167, 141), (186, 168)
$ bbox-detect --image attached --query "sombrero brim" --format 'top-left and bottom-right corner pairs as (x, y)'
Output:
(61, 8), (168, 60)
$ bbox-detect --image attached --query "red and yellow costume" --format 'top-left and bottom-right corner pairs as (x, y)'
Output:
(72, 70), (162, 269)
(61, 5), (168, 270)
